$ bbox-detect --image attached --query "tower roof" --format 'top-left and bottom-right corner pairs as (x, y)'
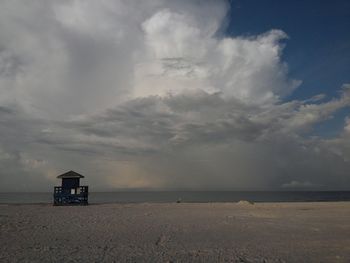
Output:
(57, 170), (84, 179)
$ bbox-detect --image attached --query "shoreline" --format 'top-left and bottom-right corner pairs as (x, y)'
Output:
(2, 191), (350, 205)
(1, 200), (350, 206)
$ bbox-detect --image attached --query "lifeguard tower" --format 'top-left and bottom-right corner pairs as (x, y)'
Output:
(53, 170), (88, 206)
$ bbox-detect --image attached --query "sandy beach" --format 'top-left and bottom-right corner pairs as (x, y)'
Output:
(1, 202), (350, 262)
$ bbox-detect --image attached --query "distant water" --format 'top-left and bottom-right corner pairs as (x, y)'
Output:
(1, 191), (350, 204)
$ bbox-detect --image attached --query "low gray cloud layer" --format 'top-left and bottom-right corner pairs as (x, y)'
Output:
(0, 1), (349, 191)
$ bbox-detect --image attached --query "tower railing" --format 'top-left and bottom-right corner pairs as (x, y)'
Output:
(53, 186), (88, 205)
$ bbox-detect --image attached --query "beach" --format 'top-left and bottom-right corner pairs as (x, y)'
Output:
(1, 202), (349, 262)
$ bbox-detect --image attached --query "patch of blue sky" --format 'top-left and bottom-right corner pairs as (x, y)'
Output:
(225, 0), (350, 137)
(225, 0), (350, 100)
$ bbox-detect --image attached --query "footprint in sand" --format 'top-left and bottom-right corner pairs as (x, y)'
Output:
(155, 234), (169, 246)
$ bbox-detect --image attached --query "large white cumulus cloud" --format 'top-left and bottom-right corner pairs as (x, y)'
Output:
(0, 0), (349, 191)
(136, 9), (300, 104)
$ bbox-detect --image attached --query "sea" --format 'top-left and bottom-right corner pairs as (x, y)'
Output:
(1, 191), (350, 204)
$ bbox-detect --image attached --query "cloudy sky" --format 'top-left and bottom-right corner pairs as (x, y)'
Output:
(0, 0), (350, 191)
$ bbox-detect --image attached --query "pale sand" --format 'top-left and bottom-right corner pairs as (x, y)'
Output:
(1, 202), (350, 262)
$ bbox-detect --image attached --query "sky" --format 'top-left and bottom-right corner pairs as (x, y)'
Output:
(0, 0), (349, 192)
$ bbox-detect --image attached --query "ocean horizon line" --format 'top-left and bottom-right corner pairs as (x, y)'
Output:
(2, 189), (350, 194)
